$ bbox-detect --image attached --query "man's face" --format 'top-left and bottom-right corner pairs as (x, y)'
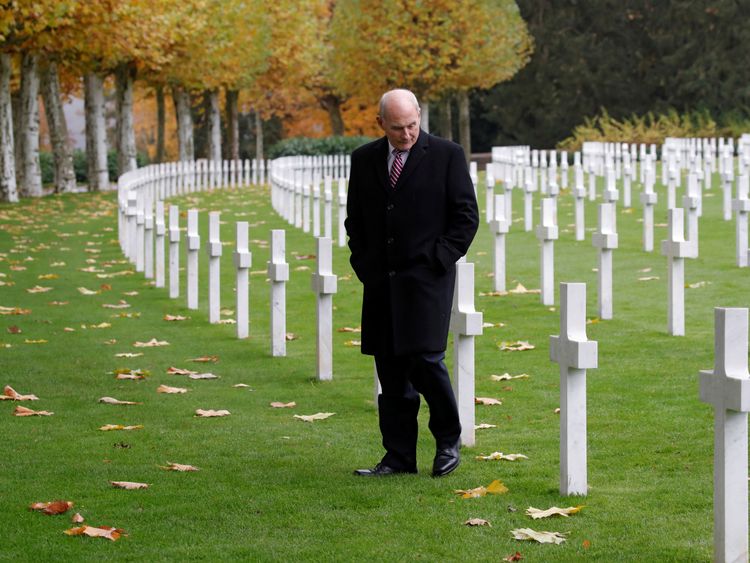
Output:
(377, 102), (420, 151)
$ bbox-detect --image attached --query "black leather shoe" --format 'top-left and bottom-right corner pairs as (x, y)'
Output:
(432, 444), (460, 477)
(353, 463), (417, 477)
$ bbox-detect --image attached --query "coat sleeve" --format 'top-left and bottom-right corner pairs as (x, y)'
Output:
(344, 150), (373, 284)
(433, 145), (480, 273)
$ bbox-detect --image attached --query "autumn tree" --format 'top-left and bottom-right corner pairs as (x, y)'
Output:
(330, 0), (532, 159)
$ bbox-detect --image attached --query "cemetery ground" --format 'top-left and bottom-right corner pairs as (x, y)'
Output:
(0, 174), (744, 561)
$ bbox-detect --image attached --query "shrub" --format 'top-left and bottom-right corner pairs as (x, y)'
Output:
(268, 135), (374, 158)
(39, 149), (150, 185)
(557, 108), (750, 152)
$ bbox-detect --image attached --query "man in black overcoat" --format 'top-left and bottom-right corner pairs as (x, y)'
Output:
(345, 89), (479, 477)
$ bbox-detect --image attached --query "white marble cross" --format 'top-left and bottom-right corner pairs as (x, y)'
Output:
(536, 197), (558, 306)
(667, 166), (679, 210)
(550, 282), (598, 496)
(311, 237), (337, 380)
(470, 161), (478, 195)
(587, 163), (597, 201)
(489, 194), (509, 292)
(640, 164), (658, 252)
(622, 151), (632, 208)
(485, 164), (495, 224)
(168, 204), (180, 299)
(574, 163), (586, 241)
(154, 200), (165, 288)
(450, 258), (483, 448)
(233, 222), (252, 339)
(683, 171), (701, 259)
(302, 183), (311, 233)
(592, 203), (618, 320)
(699, 307), (750, 563)
(523, 165), (535, 232)
(186, 209), (200, 310)
(207, 212), (222, 323)
(135, 192), (145, 273)
(560, 151), (569, 190)
(312, 182), (321, 237)
(323, 176), (333, 239)
(268, 229), (289, 357)
(603, 165), (619, 205)
(722, 170), (733, 221)
(732, 172), (750, 267)
(143, 192), (154, 279)
(660, 208), (690, 336)
(294, 178), (303, 228)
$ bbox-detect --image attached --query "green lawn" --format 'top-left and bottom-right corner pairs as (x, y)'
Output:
(0, 170), (744, 561)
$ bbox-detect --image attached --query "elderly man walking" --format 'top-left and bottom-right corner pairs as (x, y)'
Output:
(345, 89), (479, 477)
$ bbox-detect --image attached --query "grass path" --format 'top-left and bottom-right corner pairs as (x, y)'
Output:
(0, 175), (744, 561)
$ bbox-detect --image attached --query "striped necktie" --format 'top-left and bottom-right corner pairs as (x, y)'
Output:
(389, 149), (405, 189)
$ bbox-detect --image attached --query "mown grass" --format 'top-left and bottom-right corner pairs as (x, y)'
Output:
(0, 169), (743, 561)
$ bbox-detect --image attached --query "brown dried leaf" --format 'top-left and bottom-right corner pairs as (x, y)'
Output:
(337, 326), (361, 333)
(475, 397), (502, 406)
(133, 338), (169, 347)
(110, 481), (148, 490)
(1, 385), (39, 401)
(503, 552), (523, 562)
(475, 423), (497, 430)
(510, 528), (567, 544)
(454, 479), (508, 499)
(13, 405), (53, 416)
(98, 397), (141, 406)
(30, 500), (73, 515)
(475, 452), (528, 461)
(464, 518), (491, 527)
(163, 314), (188, 321)
(232, 383), (252, 388)
(195, 409), (231, 417)
(498, 340), (535, 352)
(490, 373), (529, 381)
(7, 325), (21, 334)
(188, 373), (218, 380)
(76, 287), (99, 295)
(157, 384), (188, 394)
(159, 462), (199, 472)
(102, 301), (130, 309)
(270, 401), (296, 408)
(99, 424), (143, 431)
(187, 355), (218, 363)
(115, 353), (143, 358)
(64, 525), (126, 541)
(72, 513), (85, 524)
(27, 285), (53, 293)
(285, 333), (298, 341)
(167, 366), (197, 375)
(293, 412), (335, 422)
(0, 306), (31, 315)
(525, 505), (584, 519)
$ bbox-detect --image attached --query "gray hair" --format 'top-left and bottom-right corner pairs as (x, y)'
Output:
(379, 89), (420, 119)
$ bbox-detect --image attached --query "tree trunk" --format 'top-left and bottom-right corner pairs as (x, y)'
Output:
(115, 62), (137, 175)
(172, 86), (194, 161)
(0, 53), (18, 203)
(84, 73), (109, 191)
(11, 88), (21, 190)
(204, 89), (221, 161)
(19, 52), (42, 197)
(155, 85), (165, 163)
(225, 88), (239, 160)
(254, 112), (263, 163)
(40, 61), (76, 193)
(442, 95), (453, 142)
(319, 94), (345, 136)
(457, 90), (471, 165)
(421, 101), (429, 133)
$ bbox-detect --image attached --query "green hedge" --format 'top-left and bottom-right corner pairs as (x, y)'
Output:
(38, 149), (150, 185)
(268, 136), (374, 159)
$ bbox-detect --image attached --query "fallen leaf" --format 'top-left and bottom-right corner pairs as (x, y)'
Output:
(455, 479), (508, 499)
(582, 539), (591, 549)
(98, 397), (141, 405)
(30, 500), (73, 515)
(687, 281), (711, 289)
(220, 308), (234, 316)
(503, 552), (523, 562)
(72, 513), (85, 524)
(475, 423), (497, 430)
(295, 254), (316, 260)
(195, 409), (231, 417)
(0, 306), (31, 315)
(7, 325), (21, 334)
(27, 285), (53, 293)
(110, 481), (148, 490)
(232, 383), (252, 389)
(511, 528), (567, 544)
(188, 355), (218, 363)
(76, 287), (99, 295)
(167, 366), (197, 375)
(159, 462), (199, 472)
(337, 326), (361, 333)
(482, 322), (506, 328)
(13, 405), (53, 416)
(293, 412), (335, 422)
(344, 340), (361, 347)
(64, 525), (126, 542)
(285, 333), (298, 341)
(508, 283), (541, 295)
(475, 452), (529, 462)
(122, 291), (138, 296)
(587, 317), (600, 325)
(188, 373), (218, 380)
(115, 353), (143, 358)
(102, 301), (130, 309)
(157, 384), (188, 394)
(1, 385), (39, 401)
(491, 373), (529, 381)
(163, 314), (188, 321)
(554, 407), (561, 414)
(133, 338), (169, 347)
(49, 301), (68, 306)
(464, 518), (491, 527)
(270, 401), (296, 408)
(498, 340), (535, 352)
(115, 371), (148, 380)
(475, 397), (502, 406)
(638, 276), (659, 281)
(99, 424), (143, 431)
(63, 327), (75, 332)
(526, 506), (584, 519)
(638, 267), (652, 273)
(24, 339), (47, 344)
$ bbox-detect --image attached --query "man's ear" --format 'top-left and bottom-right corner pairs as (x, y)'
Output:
(376, 115), (384, 130)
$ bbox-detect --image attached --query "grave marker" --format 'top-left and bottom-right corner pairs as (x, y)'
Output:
(207, 212), (222, 323)
(234, 222), (252, 338)
(338, 179), (347, 247)
(311, 237), (337, 380)
(268, 230), (289, 357)
(186, 209), (200, 310)
(144, 193), (154, 279)
(450, 259), (483, 448)
(640, 166), (658, 252)
(591, 203), (618, 320)
(154, 200), (165, 288)
(660, 208), (690, 336)
(732, 172), (750, 267)
(168, 205), (180, 298)
(574, 163), (586, 241)
(489, 194), (509, 292)
(324, 176), (333, 239)
(536, 197), (558, 306)
(550, 282), (597, 496)
(699, 307), (750, 563)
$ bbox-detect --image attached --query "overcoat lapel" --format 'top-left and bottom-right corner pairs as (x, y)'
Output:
(393, 130), (428, 190)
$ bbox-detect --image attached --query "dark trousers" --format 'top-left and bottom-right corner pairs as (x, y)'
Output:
(374, 351), (461, 471)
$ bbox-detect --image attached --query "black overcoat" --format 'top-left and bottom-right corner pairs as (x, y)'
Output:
(345, 131), (479, 356)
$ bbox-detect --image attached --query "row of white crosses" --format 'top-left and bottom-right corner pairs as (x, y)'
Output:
(268, 155), (350, 248)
